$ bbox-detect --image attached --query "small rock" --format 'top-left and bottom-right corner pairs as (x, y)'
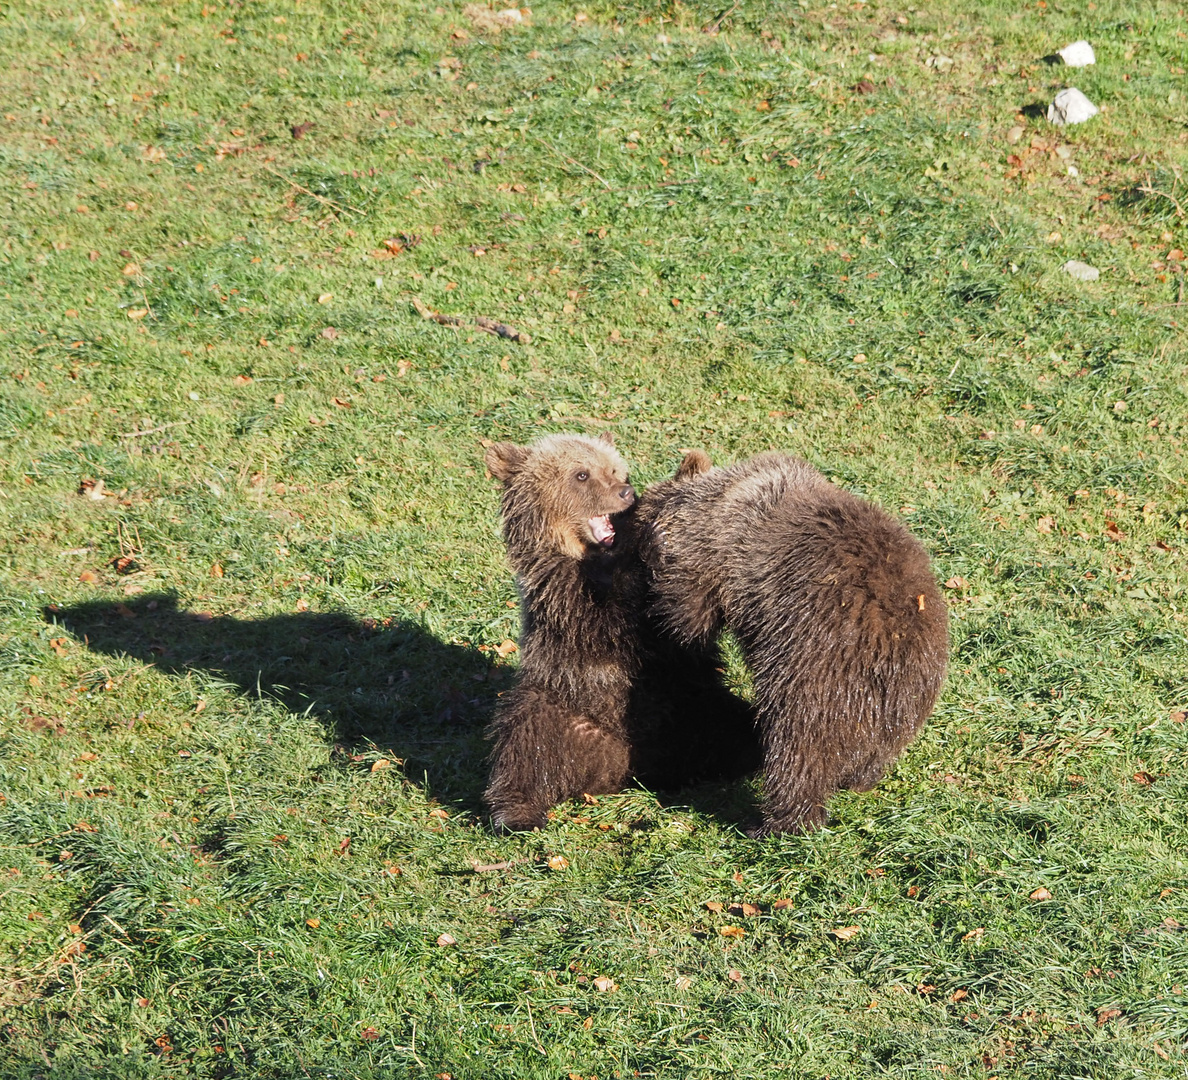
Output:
(1048, 88), (1099, 126)
(1058, 40), (1095, 67)
(1063, 260), (1100, 282)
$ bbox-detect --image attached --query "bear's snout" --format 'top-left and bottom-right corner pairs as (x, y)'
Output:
(619, 485), (636, 507)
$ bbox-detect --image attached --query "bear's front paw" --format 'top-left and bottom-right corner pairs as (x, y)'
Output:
(755, 803), (828, 836)
(490, 806), (547, 833)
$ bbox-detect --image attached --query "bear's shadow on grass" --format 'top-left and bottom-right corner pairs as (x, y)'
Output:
(50, 593), (499, 813)
(49, 594), (761, 828)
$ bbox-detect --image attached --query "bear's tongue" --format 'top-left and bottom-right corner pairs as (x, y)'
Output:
(589, 515), (615, 547)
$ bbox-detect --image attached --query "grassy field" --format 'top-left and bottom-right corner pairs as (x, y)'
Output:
(1, 0), (1187, 1075)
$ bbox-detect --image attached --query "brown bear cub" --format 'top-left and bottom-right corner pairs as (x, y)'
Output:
(636, 450), (949, 835)
(483, 434), (759, 832)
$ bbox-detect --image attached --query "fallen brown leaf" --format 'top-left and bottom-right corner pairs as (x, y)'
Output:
(592, 976), (617, 992)
(371, 758), (390, 772)
(830, 926), (861, 941)
(704, 901), (725, 913)
(547, 855), (569, 870)
(436, 932), (457, 947)
(495, 638), (519, 658)
(232, 374), (252, 386)
(727, 969), (743, 982)
(719, 925), (745, 939)
(1029, 887), (1053, 901)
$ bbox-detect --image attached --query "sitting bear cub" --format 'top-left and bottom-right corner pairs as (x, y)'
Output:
(483, 434), (759, 832)
(636, 449), (949, 835)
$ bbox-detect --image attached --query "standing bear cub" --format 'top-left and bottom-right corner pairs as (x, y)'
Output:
(483, 434), (759, 832)
(637, 450), (949, 835)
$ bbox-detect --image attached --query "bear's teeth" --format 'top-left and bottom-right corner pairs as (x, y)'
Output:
(589, 515), (615, 546)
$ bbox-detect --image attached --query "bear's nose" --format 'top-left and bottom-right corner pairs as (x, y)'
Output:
(619, 485), (635, 505)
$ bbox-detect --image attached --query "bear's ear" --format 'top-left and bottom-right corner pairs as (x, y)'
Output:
(674, 449), (712, 480)
(485, 442), (529, 482)
(597, 431), (615, 447)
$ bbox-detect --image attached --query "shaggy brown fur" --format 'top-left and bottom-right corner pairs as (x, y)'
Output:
(637, 450), (949, 835)
(483, 434), (759, 831)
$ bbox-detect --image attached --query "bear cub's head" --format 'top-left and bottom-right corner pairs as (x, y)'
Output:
(486, 433), (636, 560)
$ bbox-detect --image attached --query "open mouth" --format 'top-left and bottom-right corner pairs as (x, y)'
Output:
(588, 515), (616, 548)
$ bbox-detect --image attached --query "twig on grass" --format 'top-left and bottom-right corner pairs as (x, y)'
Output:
(533, 136), (611, 191)
(394, 1021), (426, 1067)
(117, 420), (187, 439)
(263, 164), (365, 216)
(411, 298), (531, 343)
(471, 859), (516, 872)
(1138, 175), (1184, 218)
(703, 2), (740, 34)
(525, 996), (547, 1056)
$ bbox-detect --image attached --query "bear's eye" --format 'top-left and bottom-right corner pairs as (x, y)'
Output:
(575, 471), (588, 482)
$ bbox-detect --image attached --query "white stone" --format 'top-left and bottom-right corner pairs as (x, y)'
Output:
(1058, 40), (1095, 67)
(1048, 87), (1099, 126)
(1063, 260), (1100, 282)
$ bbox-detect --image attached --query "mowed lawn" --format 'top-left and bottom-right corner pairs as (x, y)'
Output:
(1, 0), (1187, 1075)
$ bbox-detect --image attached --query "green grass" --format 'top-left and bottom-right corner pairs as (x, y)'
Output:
(1, 0), (1187, 1075)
